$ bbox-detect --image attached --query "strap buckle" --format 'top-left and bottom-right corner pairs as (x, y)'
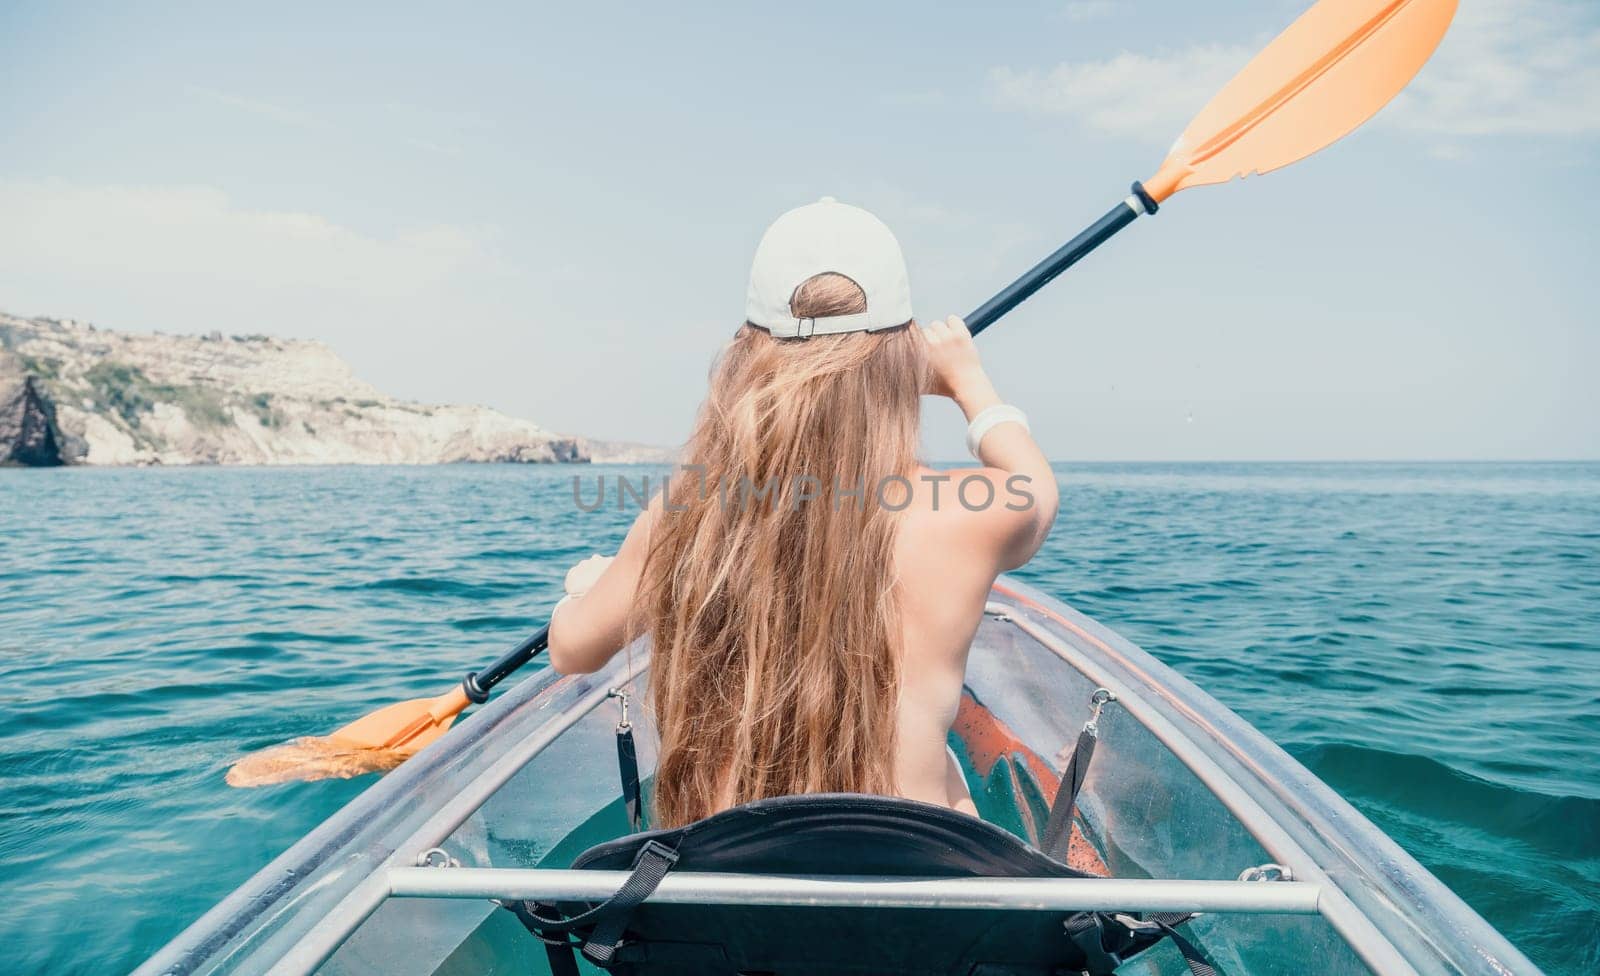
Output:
(607, 687), (631, 731)
(1085, 687), (1117, 737)
(635, 839), (679, 869)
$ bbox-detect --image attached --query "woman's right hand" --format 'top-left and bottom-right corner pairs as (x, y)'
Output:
(923, 316), (997, 410)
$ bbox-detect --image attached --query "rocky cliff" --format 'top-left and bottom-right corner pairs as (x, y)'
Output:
(0, 311), (669, 466)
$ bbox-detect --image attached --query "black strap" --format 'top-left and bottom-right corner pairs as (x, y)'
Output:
(1040, 725), (1096, 860)
(1064, 912), (1122, 975)
(513, 840), (678, 971)
(1156, 917), (1217, 976)
(579, 840), (676, 964)
(522, 840), (678, 935)
(616, 721), (642, 831)
(501, 900), (582, 976)
(1065, 911), (1212, 976)
(539, 928), (581, 976)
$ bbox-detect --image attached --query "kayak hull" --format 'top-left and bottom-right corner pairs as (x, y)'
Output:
(135, 578), (1539, 976)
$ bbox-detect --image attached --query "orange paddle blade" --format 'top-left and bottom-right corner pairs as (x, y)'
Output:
(1144, 0), (1457, 202)
(225, 686), (471, 787)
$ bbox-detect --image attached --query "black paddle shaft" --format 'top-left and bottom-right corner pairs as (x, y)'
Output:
(461, 624), (550, 703)
(966, 182), (1158, 337)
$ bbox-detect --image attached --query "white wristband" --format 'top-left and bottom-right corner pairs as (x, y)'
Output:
(965, 404), (1029, 460)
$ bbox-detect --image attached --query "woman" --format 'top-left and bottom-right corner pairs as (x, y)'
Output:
(548, 197), (1058, 828)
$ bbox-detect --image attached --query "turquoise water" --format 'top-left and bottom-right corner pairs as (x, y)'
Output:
(1, 462), (1596, 975)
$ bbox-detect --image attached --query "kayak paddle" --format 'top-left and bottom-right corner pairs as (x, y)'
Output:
(967, 0), (1458, 335)
(226, 624), (549, 787)
(226, 0), (1457, 788)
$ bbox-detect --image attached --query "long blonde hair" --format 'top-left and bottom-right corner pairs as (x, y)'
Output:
(639, 274), (926, 828)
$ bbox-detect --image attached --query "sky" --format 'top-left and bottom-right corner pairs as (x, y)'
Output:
(1, 0), (1596, 460)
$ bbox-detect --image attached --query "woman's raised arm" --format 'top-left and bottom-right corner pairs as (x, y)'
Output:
(546, 499), (658, 675)
(924, 316), (1059, 571)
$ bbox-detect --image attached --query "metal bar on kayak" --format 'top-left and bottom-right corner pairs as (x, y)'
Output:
(386, 867), (1323, 915)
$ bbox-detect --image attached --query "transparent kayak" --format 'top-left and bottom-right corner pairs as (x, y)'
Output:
(134, 578), (1539, 976)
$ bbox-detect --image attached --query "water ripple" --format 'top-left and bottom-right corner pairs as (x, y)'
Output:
(1, 461), (1597, 975)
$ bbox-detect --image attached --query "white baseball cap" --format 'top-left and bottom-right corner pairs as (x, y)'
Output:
(744, 196), (914, 339)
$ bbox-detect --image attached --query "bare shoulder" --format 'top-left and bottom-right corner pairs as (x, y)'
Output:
(897, 464), (1057, 575)
(901, 465), (1042, 537)
(609, 489), (666, 565)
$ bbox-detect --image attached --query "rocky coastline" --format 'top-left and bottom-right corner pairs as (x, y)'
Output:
(0, 311), (669, 467)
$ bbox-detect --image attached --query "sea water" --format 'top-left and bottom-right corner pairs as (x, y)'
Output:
(1, 462), (1596, 975)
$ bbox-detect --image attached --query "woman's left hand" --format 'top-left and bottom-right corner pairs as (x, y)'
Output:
(564, 554), (614, 596)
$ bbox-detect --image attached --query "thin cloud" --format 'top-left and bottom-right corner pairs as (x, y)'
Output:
(1062, 1), (1118, 23)
(0, 179), (485, 300)
(991, 0), (1600, 141)
(1393, 0), (1600, 136)
(876, 89), (950, 109)
(191, 87), (474, 155)
(404, 136), (464, 156)
(989, 45), (1250, 140)
(188, 86), (331, 131)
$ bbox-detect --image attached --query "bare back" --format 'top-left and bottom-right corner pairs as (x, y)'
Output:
(890, 464), (1039, 814)
(547, 316), (1058, 821)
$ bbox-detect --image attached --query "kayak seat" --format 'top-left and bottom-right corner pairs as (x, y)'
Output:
(507, 792), (1210, 976)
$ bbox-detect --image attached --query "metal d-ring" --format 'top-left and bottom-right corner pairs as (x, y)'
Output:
(1238, 862), (1294, 883)
(417, 847), (459, 868)
(1085, 687), (1118, 736)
